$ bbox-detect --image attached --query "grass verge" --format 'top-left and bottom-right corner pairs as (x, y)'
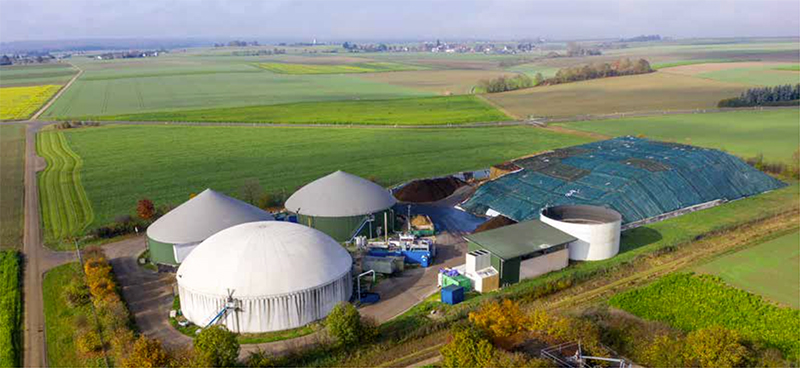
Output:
(42, 263), (94, 368)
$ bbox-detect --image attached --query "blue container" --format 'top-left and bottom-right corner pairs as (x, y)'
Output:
(402, 250), (432, 267)
(441, 285), (464, 305)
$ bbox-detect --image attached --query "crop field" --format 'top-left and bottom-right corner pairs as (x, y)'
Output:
(256, 61), (420, 74)
(695, 64), (800, 86)
(484, 71), (749, 118)
(36, 130), (94, 244)
(0, 84), (61, 120)
(43, 263), (94, 368)
(93, 95), (510, 125)
(41, 66), (433, 118)
(0, 63), (76, 87)
(650, 59), (741, 70)
(359, 70), (519, 94)
(0, 251), (21, 368)
(695, 230), (799, 308)
(609, 273), (800, 360)
(50, 124), (589, 232)
(0, 124), (25, 250)
(505, 63), (559, 79)
(558, 109), (800, 163)
(774, 64), (800, 71)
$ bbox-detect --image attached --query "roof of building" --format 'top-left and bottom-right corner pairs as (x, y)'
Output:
(285, 170), (397, 217)
(461, 137), (786, 225)
(177, 221), (352, 298)
(464, 220), (576, 260)
(146, 189), (274, 244)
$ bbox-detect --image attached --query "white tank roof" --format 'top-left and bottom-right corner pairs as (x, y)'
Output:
(177, 221), (352, 298)
(285, 170), (397, 217)
(146, 189), (274, 245)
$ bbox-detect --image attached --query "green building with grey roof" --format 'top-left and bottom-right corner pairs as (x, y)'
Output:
(464, 220), (576, 286)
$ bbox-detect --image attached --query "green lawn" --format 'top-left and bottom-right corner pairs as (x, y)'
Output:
(559, 109), (800, 163)
(55, 125), (589, 234)
(609, 273), (800, 360)
(695, 230), (799, 308)
(41, 64), (433, 118)
(0, 251), (21, 368)
(697, 64), (800, 86)
(43, 263), (96, 368)
(650, 59), (741, 70)
(89, 95), (510, 125)
(0, 124), (25, 250)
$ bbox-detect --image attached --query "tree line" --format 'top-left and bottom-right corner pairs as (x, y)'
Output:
(477, 74), (534, 93)
(718, 84), (800, 107)
(544, 58), (653, 85)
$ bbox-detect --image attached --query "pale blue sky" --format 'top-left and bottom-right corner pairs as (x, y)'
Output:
(1, 0), (798, 42)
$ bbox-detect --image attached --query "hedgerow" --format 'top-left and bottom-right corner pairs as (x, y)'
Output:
(608, 273), (800, 360)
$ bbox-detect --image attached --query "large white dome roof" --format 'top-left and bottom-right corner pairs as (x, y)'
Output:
(285, 170), (397, 217)
(147, 189), (274, 244)
(176, 221), (352, 298)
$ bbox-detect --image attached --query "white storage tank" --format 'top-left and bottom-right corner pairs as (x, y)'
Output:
(540, 205), (621, 261)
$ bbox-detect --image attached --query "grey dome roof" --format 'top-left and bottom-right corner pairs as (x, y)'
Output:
(147, 189), (274, 244)
(177, 221), (352, 297)
(285, 170), (397, 217)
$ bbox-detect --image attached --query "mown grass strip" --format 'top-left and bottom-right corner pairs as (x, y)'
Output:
(37, 130), (94, 244)
(0, 251), (22, 368)
(42, 263), (93, 368)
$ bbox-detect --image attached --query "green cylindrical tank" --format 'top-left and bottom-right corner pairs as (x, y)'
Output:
(296, 208), (395, 241)
(147, 237), (177, 265)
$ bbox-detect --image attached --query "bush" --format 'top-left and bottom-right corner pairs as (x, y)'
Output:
(194, 325), (240, 367)
(468, 299), (527, 340)
(326, 302), (375, 347)
(63, 277), (90, 307)
(440, 324), (496, 368)
(137, 199), (156, 221)
(246, 349), (276, 368)
(76, 328), (103, 354)
(684, 326), (751, 368)
(121, 336), (171, 368)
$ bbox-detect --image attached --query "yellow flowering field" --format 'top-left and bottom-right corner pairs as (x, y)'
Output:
(0, 85), (61, 120)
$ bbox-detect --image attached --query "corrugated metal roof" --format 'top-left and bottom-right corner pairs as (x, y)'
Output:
(464, 220), (575, 260)
(461, 137), (786, 224)
(147, 188), (274, 244)
(285, 170), (397, 217)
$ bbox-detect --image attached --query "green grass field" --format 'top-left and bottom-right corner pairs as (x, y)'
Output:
(650, 59), (741, 70)
(0, 124), (25, 250)
(559, 109), (800, 163)
(0, 251), (21, 368)
(695, 230), (799, 308)
(0, 63), (77, 87)
(43, 263), (96, 368)
(485, 71), (748, 118)
(51, 125), (588, 234)
(505, 63), (559, 79)
(40, 63), (433, 118)
(774, 64), (800, 71)
(256, 61), (419, 74)
(89, 95), (510, 125)
(36, 130), (94, 244)
(609, 273), (800, 360)
(697, 64), (800, 86)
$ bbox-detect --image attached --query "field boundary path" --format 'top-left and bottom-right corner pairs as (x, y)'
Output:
(28, 64), (82, 121)
(22, 121), (78, 368)
(43, 105), (795, 130)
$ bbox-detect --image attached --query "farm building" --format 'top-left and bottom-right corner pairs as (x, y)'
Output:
(285, 170), (397, 241)
(146, 189), (274, 265)
(176, 221), (353, 333)
(464, 220), (576, 286)
(461, 137), (786, 226)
